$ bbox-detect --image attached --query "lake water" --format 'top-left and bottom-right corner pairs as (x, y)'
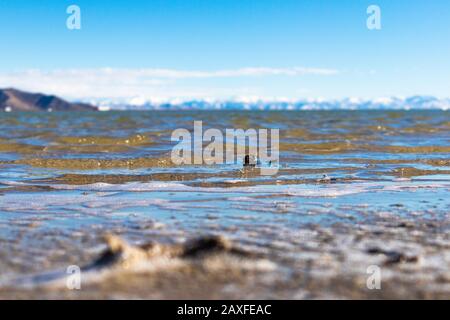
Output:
(0, 110), (449, 299)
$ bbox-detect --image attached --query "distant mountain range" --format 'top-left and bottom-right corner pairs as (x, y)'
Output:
(90, 96), (450, 111)
(0, 88), (97, 111)
(1, 88), (449, 111)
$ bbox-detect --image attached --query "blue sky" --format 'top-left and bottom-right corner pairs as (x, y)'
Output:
(0, 0), (449, 101)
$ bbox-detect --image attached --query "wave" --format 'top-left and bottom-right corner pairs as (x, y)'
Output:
(46, 180), (450, 197)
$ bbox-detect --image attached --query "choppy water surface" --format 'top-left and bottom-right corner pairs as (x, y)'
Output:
(0, 110), (449, 299)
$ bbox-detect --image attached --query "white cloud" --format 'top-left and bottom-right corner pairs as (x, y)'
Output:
(0, 67), (338, 100)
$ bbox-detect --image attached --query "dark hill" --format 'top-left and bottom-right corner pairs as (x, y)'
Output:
(0, 88), (97, 111)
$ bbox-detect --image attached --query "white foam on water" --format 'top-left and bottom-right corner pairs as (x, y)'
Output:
(49, 180), (450, 197)
(50, 180), (365, 197)
(0, 191), (187, 213)
(1, 181), (448, 215)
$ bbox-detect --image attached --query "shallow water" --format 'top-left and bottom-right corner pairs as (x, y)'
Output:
(0, 110), (449, 299)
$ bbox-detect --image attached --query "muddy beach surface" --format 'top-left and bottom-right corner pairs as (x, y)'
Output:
(0, 110), (449, 299)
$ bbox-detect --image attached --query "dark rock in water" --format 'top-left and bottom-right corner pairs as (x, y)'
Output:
(243, 155), (257, 167)
(0, 88), (97, 111)
(317, 174), (337, 183)
(366, 247), (420, 265)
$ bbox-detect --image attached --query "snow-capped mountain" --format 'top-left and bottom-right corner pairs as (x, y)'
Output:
(83, 96), (450, 111)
